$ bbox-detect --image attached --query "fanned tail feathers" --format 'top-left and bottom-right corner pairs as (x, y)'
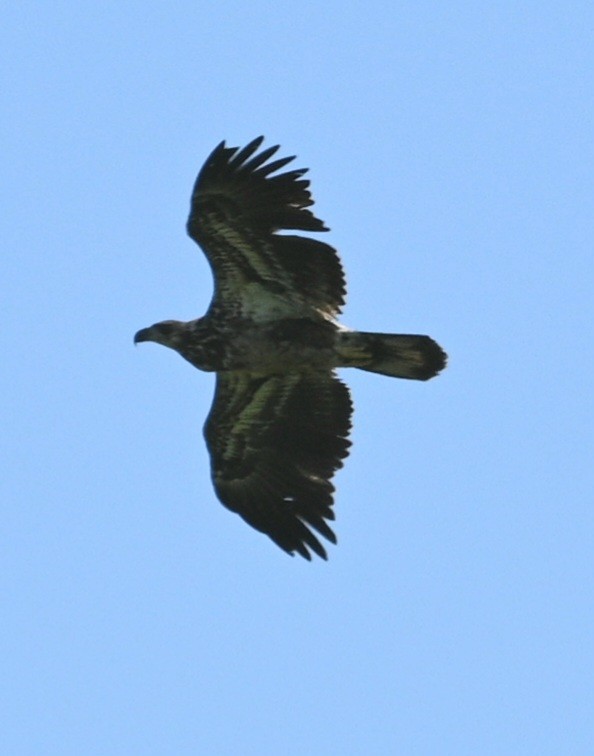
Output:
(338, 331), (447, 381)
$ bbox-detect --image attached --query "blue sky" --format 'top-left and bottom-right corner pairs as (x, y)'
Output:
(3, 2), (594, 753)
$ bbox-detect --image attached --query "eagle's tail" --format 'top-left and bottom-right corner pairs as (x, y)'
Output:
(337, 331), (447, 381)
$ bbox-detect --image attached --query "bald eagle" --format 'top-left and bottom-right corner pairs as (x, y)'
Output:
(135, 137), (446, 560)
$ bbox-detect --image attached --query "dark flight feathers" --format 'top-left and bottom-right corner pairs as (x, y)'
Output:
(204, 372), (352, 560)
(186, 137), (354, 559)
(187, 136), (346, 318)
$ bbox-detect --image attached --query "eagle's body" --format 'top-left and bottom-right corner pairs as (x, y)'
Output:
(157, 316), (339, 373)
(135, 137), (446, 560)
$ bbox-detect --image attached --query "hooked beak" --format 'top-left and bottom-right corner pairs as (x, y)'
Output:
(134, 327), (152, 344)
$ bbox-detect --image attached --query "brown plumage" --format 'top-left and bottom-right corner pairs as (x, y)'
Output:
(135, 137), (447, 559)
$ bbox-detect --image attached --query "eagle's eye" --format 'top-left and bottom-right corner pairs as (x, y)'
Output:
(155, 321), (178, 336)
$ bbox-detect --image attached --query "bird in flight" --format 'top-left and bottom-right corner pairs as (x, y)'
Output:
(135, 137), (446, 560)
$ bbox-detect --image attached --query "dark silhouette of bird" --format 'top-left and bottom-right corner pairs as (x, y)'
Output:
(135, 137), (447, 559)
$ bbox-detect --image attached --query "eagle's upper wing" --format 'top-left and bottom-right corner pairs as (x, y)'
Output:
(203, 370), (352, 560)
(186, 137), (346, 318)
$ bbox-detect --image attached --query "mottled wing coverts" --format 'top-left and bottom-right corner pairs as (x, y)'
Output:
(186, 136), (346, 318)
(204, 371), (352, 560)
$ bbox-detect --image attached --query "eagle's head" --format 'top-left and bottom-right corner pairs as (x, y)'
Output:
(134, 320), (188, 350)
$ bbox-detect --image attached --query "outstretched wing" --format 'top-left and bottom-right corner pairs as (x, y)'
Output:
(187, 137), (346, 319)
(203, 371), (352, 560)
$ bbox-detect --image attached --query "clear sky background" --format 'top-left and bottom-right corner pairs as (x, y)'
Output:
(3, 2), (594, 754)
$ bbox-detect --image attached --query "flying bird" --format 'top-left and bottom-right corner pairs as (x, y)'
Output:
(135, 137), (446, 560)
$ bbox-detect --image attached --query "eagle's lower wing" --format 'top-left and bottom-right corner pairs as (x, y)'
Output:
(186, 137), (346, 319)
(203, 371), (352, 560)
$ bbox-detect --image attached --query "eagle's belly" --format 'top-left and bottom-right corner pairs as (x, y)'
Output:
(221, 318), (338, 372)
